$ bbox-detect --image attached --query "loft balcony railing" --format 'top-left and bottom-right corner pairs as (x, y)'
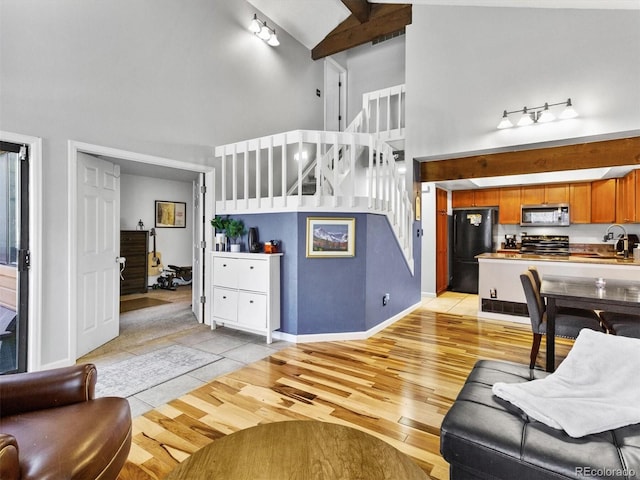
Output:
(213, 84), (413, 273)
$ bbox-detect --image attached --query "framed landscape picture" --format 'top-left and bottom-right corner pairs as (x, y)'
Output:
(306, 217), (355, 258)
(155, 200), (186, 228)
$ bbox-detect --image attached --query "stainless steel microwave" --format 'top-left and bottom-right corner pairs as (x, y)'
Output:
(520, 204), (570, 227)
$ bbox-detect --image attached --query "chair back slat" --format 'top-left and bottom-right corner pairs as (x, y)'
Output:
(520, 270), (545, 332)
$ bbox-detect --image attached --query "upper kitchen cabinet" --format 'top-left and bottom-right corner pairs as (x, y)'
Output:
(451, 188), (499, 208)
(569, 183), (591, 224)
(521, 184), (569, 205)
(498, 187), (521, 224)
(591, 179), (617, 223)
(616, 170), (638, 223)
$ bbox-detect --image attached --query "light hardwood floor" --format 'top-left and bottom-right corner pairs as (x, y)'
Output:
(116, 293), (573, 480)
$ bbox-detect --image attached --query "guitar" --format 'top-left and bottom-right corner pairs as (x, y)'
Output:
(148, 228), (163, 276)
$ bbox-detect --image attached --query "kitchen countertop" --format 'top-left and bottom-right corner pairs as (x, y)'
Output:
(477, 252), (640, 266)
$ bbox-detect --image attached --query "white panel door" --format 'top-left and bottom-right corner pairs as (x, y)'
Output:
(77, 153), (120, 357)
(192, 174), (204, 323)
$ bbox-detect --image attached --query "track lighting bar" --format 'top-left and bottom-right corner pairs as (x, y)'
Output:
(498, 98), (578, 129)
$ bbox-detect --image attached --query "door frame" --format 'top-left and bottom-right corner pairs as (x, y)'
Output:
(324, 57), (347, 132)
(0, 130), (42, 371)
(68, 141), (214, 362)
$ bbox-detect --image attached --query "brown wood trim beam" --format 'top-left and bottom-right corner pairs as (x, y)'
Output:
(342, 0), (371, 23)
(312, 4), (411, 60)
(421, 136), (640, 182)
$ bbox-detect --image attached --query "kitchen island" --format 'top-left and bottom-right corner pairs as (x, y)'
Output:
(477, 252), (640, 323)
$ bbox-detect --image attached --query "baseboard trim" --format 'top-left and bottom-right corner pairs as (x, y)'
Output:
(272, 301), (422, 344)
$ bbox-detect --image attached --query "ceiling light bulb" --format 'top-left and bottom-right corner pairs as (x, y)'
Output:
(258, 23), (272, 41)
(537, 103), (556, 123)
(560, 98), (578, 119)
(267, 31), (280, 46)
(497, 110), (513, 129)
(517, 107), (534, 127)
(249, 14), (262, 34)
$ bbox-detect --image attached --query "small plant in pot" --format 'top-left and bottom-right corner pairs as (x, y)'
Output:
(226, 219), (246, 252)
(211, 215), (230, 251)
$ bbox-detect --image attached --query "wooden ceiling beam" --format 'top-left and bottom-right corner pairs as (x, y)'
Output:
(312, 4), (411, 60)
(341, 0), (372, 24)
(420, 136), (640, 183)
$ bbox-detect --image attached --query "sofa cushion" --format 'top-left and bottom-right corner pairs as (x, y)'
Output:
(440, 360), (640, 480)
(0, 397), (131, 480)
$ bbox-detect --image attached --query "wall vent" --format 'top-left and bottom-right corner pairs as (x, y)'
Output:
(372, 28), (405, 46)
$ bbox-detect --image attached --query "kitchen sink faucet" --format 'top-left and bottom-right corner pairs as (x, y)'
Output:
(604, 224), (629, 258)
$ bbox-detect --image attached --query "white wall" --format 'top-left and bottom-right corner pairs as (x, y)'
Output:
(407, 6), (640, 295)
(0, 0), (323, 367)
(343, 35), (406, 125)
(120, 174), (193, 275)
(406, 6), (640, 159)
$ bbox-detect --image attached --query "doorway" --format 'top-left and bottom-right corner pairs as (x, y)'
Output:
(324, 58), (347, 132)
(69, 141), (213, 361)
(0, 132), (41, 373)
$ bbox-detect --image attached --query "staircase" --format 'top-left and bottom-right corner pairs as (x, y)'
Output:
(214, 84), (413, 273)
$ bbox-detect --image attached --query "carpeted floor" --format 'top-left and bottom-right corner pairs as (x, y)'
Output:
(120, 297), (170, 313)
(80, 302), (203, 359)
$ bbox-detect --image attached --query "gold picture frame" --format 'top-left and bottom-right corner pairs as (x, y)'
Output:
(306, 217), (355, 258)
(155, 200), (186, 228)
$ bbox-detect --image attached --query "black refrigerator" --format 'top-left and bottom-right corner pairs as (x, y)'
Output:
(450, 208), (496, 294)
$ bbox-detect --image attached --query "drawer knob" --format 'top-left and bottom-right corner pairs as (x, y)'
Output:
(250, 266), (254, 269)
(222, 296), (227, 299)
(223, 264), (227, 267)
(249, 300), (254, 304)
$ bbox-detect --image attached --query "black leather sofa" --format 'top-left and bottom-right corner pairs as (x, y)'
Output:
(440, 360), (640, 480)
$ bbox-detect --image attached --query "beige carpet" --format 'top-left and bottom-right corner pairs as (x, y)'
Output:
(120, 297), (170, 313)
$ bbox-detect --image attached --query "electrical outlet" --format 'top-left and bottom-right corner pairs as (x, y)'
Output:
(382, 293), (390, 306)
(490, 288), (497, 299)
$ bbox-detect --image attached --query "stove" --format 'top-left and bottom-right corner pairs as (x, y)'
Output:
(520, 235), (570, 256)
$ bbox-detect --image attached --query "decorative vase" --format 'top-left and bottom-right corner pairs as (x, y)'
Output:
(215, 233), (227, 252)
(230, 243), (241, 252)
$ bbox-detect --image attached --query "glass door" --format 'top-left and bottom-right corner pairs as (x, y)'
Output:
(0, 142), (28, 374)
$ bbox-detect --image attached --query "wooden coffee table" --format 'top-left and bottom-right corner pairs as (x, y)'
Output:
(165, 420), (430, 479)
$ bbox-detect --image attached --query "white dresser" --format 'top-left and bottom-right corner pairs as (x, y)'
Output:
(211, 252), (282, 343)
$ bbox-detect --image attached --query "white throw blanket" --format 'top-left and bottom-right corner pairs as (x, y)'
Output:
(492, 329), (640, 438)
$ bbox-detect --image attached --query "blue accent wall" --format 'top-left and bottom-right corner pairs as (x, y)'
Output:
(228, 211), (420, 337)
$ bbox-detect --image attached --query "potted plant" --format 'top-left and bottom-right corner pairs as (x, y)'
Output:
(211, 215), (229, 251)
(226, 218), (246, 252)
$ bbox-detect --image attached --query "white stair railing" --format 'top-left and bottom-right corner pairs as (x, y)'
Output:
(214, 84), (413, 272)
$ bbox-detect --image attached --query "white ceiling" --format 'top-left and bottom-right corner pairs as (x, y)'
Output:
(247, 0), (640, 50)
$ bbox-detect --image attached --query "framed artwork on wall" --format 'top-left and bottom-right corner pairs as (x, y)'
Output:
(306, 217), (355, 258)
(155, 200), (186, 228)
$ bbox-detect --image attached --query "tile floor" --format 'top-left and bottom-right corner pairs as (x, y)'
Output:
(84, 290), (477, 419)
(82, 316), (292, 418)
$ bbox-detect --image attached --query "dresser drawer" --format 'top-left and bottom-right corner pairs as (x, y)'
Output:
(237, 292), (267, 329)
(213, 257), (238, 288)
(212, 287), (238, 322)
(236, 259), (268, 292)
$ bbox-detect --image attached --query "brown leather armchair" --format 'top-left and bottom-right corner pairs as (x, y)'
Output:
(0, 364), (132, 480)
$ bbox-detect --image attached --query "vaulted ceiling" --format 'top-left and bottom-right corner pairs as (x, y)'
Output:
(247, 0), (640, 59)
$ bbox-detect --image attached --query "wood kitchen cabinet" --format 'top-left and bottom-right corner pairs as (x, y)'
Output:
(436, 188), (449, 295)
(569, 183), (591, 224)
(616, 170), (637, 223)
(498, 187), (521, 224)
(451, 188), (499, 208)
(591, 179), (617, 223)
(521, 184), (569, 204)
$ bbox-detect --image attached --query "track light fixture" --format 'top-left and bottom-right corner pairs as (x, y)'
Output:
(249, 14), (279, 47)
(497, 98), (577, 129)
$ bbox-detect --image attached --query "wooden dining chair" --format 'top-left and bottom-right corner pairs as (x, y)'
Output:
(527, 266), (602, 324)
(520, 270), (605, 370)
(599, 312), (640, 338)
